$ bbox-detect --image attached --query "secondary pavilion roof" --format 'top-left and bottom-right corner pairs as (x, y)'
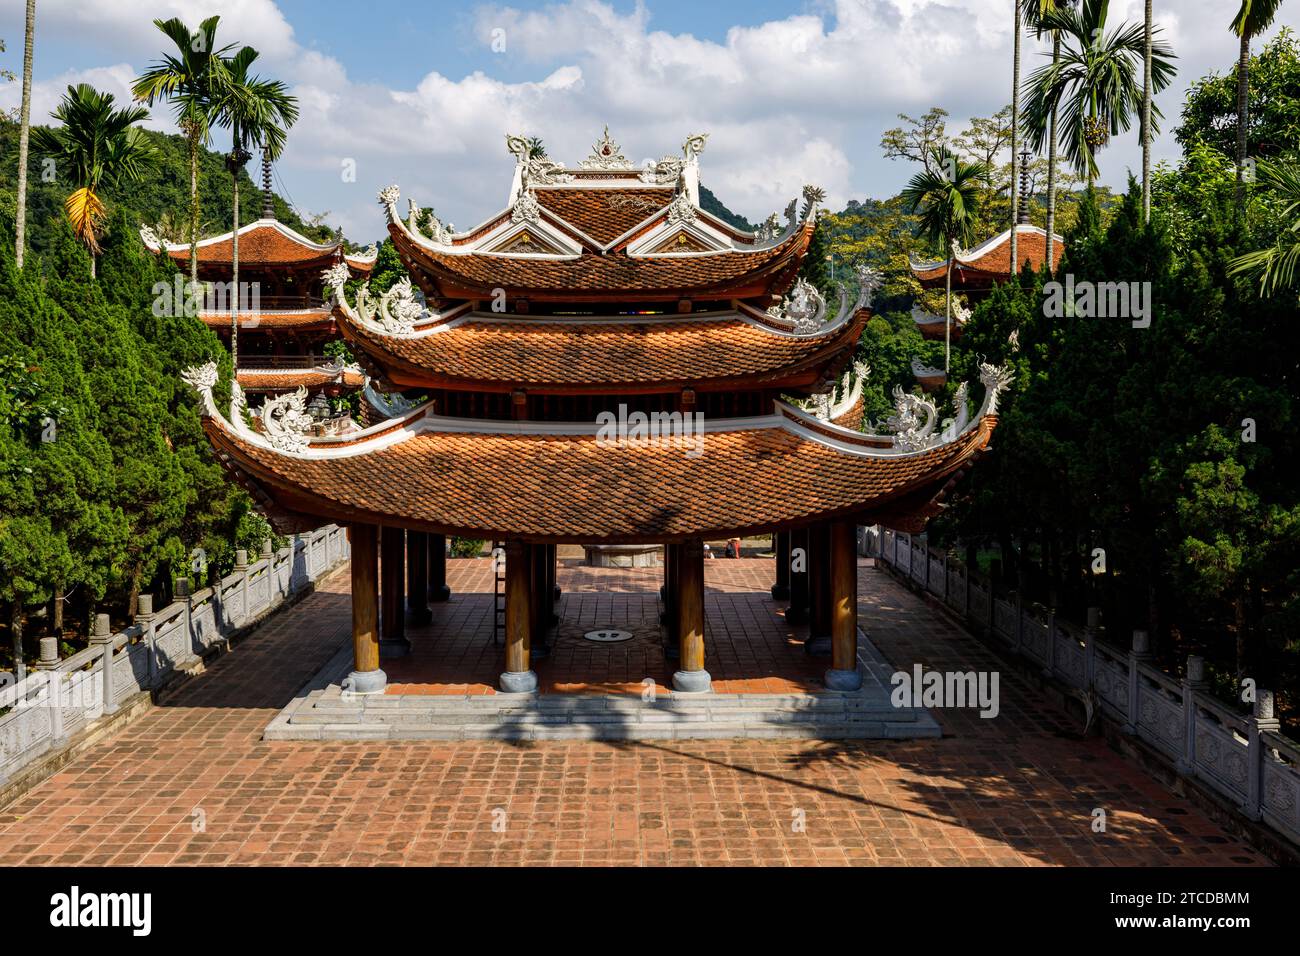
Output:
(180, 359), (1012, 541)
(141, 218), (377, 274)
(910, 223), (1063, 292)
(378, 129), (822, 306)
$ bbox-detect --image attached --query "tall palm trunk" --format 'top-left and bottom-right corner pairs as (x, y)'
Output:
(945, 254), (953, 373)
(1009, 0), (1021, 276)
(231, 172), (240, 369)
(1141, 0), (1153, 222)
(1045, 32), (1060, 270)
(188, 123), (200, 286)
(1235, 32), (1250, 222)
(14, 0), (35, 270)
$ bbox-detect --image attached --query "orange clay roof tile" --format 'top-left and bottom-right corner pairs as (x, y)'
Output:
(205, 414), (993, 542)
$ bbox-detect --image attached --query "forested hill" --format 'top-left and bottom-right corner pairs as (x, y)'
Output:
(0, 120), (337, 257)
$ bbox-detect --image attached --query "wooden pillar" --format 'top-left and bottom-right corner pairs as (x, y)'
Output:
(407, 530), (430, 625)
(771, 530), (791, 601)
(380, 526), (410, 657)
(662, 542), (680, 658)
(805, 522), (832, 655)
(501, 539), (537, 692)
(787, 527), (810, 625)
(672, 539), (710, 692)
(825, 520), (862, 690)
(347, 524), (385, 693)
(529, 543), (550, 660)
(428, 533), (450, 602)
(545, 544), (559, 625)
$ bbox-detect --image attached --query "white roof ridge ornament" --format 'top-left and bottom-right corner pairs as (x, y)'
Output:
(580, 126), (633, 169)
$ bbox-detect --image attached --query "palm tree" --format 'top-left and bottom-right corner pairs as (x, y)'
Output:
(1231, 1), (1284, 222)
(132, 15), (235, 287)
(30, 84), (155, 277)
(1228, 159), (1300, 296)
(902, 146), (990, 372)
(1022, 0), (1175, 190)
(211, 46), (298, 368)
(14, 0), (36, 270)
(1022, 1), (1074, 269)
(1010, 0), (1022, 277)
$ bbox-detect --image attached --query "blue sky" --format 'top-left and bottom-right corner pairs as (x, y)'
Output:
(1, 1), (1293, 243)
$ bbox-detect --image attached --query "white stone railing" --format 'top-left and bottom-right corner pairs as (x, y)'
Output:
(863, 525), (1300, 848)
(0, 524), (349, 787)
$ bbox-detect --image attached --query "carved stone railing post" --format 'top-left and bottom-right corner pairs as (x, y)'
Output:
(1043, 589), (1057, 678)
(261, 539), (275, 597)
(91, 613), (116, 716)
(963, 557), (971, 618)
(1014, 574), (1026, 655)
(37, 637), (64, 743)
(1126, 630), (1151, 735)
(1245, 689), (1280, 821)
(1084, 606), (1100, 690)
(176, 577), (192, 654)
(136, 593), (156, 684)
(1180, 654), (1206, 774)
(234, 549), (249, 626)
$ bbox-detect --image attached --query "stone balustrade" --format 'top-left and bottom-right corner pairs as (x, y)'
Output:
(0, 525), (350, 786)
(863, 525), (1300, 849)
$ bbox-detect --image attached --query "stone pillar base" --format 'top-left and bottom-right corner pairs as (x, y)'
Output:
(379, 637), (411, 659)
(430, 585), (452, 603)
(499, 670), (538, 694)
(823, 668), (862, 692)
(346, 668), (388, 695)
(770, 584), (791, 601)
(409, 607), (433, 626)
(804, 634), (832, 657)
(672, 669), (712, 693)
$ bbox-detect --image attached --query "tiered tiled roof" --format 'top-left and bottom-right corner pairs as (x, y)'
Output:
(185, 367), (1008, 541)
(911, 224), (1063, 290)
(181, 129), (1013, 543)
(377, 130), (819, 304)
(142, 219), (377, 274)
(334, 307), (869, 392)
(391, 217), (812, 302)
(199, 308), (334, 331)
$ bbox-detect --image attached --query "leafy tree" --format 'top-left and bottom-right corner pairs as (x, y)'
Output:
(1177, 27), (1300, 162)
(1023, 1), (1079, 264)
(1230, 1), (1285, 218)
(210, 45), (298, 367)
(133, 15), (237, 285)
(901, 145), (989, 370)
(1229, 158), (1300, 296)
(30, 84), (155, 274)
(1022, 0), (1176, 187)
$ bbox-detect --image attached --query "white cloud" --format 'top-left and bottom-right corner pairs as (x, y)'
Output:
(1, 0), (1290, 240)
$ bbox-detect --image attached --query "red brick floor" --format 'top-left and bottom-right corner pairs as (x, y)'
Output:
(384, 558), (822, 695)
(0, 558), (1271, 866)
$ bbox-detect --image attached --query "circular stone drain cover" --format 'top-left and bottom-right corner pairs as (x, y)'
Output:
(584, 628), (633, 644)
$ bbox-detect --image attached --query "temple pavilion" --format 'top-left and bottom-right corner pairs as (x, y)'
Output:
(182, 129), (1012, 698)
(143, 154), (376, 399)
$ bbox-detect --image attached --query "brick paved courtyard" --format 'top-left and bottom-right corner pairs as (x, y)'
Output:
(0, 559), (1271, 866)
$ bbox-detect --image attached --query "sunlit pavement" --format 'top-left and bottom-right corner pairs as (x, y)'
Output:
(0, 559), (1269, 866)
